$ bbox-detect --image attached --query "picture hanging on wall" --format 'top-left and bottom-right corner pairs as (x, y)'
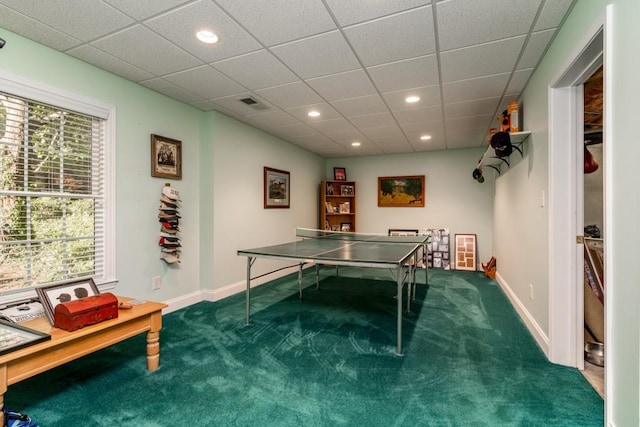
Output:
(151, 134), (182, 180)
(425, 229), (450, 270)
(378, 175), (425, 207)
(264, 167), (290, 209)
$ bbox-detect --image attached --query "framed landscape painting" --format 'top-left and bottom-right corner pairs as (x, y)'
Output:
(264, 167), (290, 209)
(378, 175), (425, 207)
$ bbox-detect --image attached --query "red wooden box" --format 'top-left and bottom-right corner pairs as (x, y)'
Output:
(54, 293), (119, 331)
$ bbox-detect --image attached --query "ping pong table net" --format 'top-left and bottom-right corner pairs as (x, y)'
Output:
(295, 227), (429, 243)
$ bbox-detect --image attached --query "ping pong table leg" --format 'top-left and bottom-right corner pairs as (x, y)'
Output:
(315, 264), (320, 290)
(245, 256), (253, 325)
(396, 264), (403, 356)
(298, 263), (304, 299)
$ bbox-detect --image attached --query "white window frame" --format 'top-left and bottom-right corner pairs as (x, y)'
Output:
(0, 70), (116, 303)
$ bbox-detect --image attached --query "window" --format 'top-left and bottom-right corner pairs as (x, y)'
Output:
(0, 74), (115, 299)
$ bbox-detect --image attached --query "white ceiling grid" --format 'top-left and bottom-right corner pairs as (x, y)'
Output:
(0, 0), (575, 158)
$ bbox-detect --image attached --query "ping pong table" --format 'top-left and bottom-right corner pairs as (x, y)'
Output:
(237, 228), (429, 355)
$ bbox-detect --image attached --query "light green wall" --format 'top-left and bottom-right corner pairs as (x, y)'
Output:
(607, 0), (640, 424)
(208, 112), (325, 288)
(327, 148), (495, 265)
(0, 29), (204, 302)
(496, 0), (640, 423)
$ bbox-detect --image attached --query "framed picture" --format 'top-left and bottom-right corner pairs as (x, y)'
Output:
(36, 278), (100, 324)
(426, 229), (450, 270)
(378, 175), (425, 207)
(340, 222), (352, 232)
(454, 234), (477, 271)
(0, 320), (50, 356)
(264, 167), (290, 209)
(333, 167), (346, 181)
(151, 134), (182, 180)
(326, 183), (334, 195)
(325, 201), (333, 213)
(388, 229), (419, 236)
(340, 185), (354, 195)
(339, 202), (350, 213)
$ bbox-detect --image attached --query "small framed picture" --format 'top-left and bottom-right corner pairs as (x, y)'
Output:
(340, 185), (354, 195)
(325, 220), (330, 230)
(151, 134), (182, 180)
(331, 225), (340, 231)
(339, 202), (350, 213)
(325, 201), (333, 213)
(0, 320), (50, 356)
(36, 278), (100, 324)
(333, 167), (346, 181)
(326, 183), (334, 195)
(455, 234), (477, 271)
(264, 167), (290, 209)
(340, 222), (352, 232)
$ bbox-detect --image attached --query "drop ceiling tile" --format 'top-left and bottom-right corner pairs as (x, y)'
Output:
(360, 124), (404, 139)
(323, 128), (367, 143)
(382, 85), (441, 110)
(393, 106), (443, 125)
(444, 97), (502, 119)
(243, 110), (300, 128)
(68, 45), (156, 81)
(145, 1), (262, 63)
(285, 103), (341, 122)
(446, 115), (494, 132)
(307, 118), (357, 134)
(324, 0), (430, 26)
(446, 125), (488, 149)
(305, 69), (377, 101)
(411, 138), (447, 152)
(269, 123), (319, 139)
(92, 25), (203, 75)
(271, 31), (361, 79)
(378, 144), (414, 155)
(440, 36), (525, 83)
(367, 55), (439, 93)
(346, 145), (384, 156)
(0, 5), (82, 51)
(403, 120), (445, 142)
(213, 50), (299, 90)
(331, 95), (388, 117)
(190, 99), (232, 112)
(343, 6), (435, 66)
(0, 0), (134, 41)
(506, 68), (533, 94)
(215, 0), (336, 46)
(255, 81), (324, 109)
(210, 92), (276, 116)
(104, 0), (191, 20)
(163, 66), (247, 99)
(436, 0), (542, 51)
(350, 112), (398, 129)
(534, 0), (574, 31)
(442, 73), (510, 104)
(517, 29), (555, 70)
(140, 78), (204, 103)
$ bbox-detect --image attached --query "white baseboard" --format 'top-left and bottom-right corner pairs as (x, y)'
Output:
(494, 271), (550, 358)
(161, 265), (303, 313)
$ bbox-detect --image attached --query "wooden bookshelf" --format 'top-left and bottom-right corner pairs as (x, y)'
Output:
(320, 180), (356, 232)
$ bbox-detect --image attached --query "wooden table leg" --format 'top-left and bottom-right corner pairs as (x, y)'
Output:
(146, 312), (162, 371)
(0, 364), (7, 426)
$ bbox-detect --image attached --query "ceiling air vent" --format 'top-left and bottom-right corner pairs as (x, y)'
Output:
(239, 97), (269, 110)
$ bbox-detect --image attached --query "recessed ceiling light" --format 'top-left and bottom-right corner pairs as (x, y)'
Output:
(405, 96), (420, 103)
(420, 135), (432, 141)
(351, 142), (361, 147)
(308, 110), (321, 117)
(196, 30), (219, 44)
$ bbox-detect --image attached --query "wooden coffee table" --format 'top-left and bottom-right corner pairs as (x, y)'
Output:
(0, 296), (167, 424)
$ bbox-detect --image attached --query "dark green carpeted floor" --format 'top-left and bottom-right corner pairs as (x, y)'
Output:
(7, 269), (603, 426)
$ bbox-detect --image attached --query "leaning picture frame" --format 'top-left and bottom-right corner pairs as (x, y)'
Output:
(454, 234), (477, 271)
(333, 167), (346, 181)
(264, 167), (290, 209)
(151, 134), (182, 180)
(0, 320), (50, 356)
(36, 278), (100, 325)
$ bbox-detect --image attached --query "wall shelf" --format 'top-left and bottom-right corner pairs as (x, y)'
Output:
(473, 131), (531, 181)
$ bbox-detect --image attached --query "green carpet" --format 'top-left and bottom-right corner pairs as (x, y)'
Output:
(6, 269), (603, 426)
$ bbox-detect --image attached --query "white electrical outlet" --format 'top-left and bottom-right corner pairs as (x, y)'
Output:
(529, 284), (534, 300)
(152, 276), (161, 290)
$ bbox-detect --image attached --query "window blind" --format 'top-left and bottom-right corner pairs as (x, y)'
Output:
(0, 92), (106, 292)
